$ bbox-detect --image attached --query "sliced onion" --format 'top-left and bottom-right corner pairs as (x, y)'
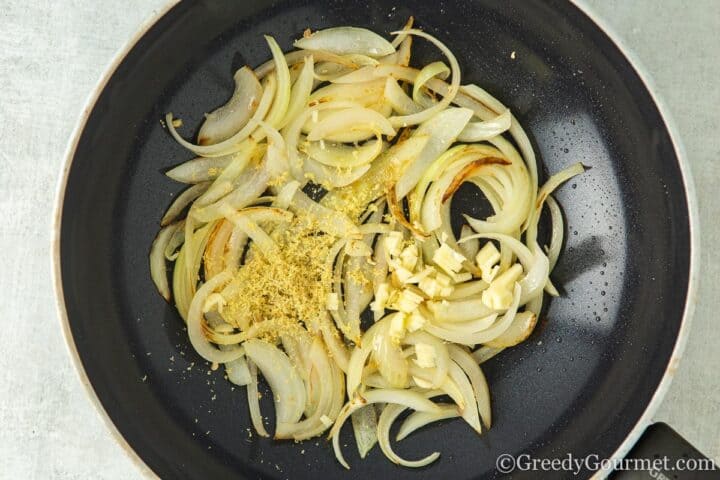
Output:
(165, 155), (233, 184)
(277, 55), (315, 129)
(276, 338), (335, 440)
(412, 61), (449, 107)
(346, 317), (390, 395)
(244, 338), (306, 425)
(424, 284), (521, 345)
(187, 271), (244, 363)
(447, 361), (482, 433)
(388, 29), (461, 128)
(448, 345), (492, 428)
(163, 219), (185, 261)
(291, 190), (360, 238)
(330, 388), (439, 469)
(165, 73), (276, 157)
(373, 332), (409, 388)
(458, 225), (480, 259)
(149, 222), (180, 301)
(220, 205), (292, 256)
(484, 311), (538, 348)
(387, 183), (428, 238)
(295, 27), (395, 57)
(546, 195), (563, 272)
(259, 36), (292, 130)
(377, 403), (441, 467)
(307, 80), (386, 113)
(203, 219), (233, 279)
(331, 65), (379, 84)
(320, 316), (350, 372)
(284, 99), (364, 182)
(526, 162), (585, 245)
(197, 67), (262, 145)
(390, 16), (414, 49)
(225, 352), (251, 387)
(247, 359), (270, 437)
(255, 49), (358, 79)
(172, 221), (215, 320)
(302, 155), (371, 188)
(351, 405), (378, 458)
(321, 134), (429, 217)
(161, 182), (210, 226)
(221, 224), (248, 273)
(384, 76), (421, 115)
(472, 346), (505, 364)
(395, 107), (473, 198)
(457, 109), (512, 143)
(421, 151), (508, 232)
(314, 61), (355, 82)
(307, 107), (395, 143)
(433, 313), (498, 333)
(446, 279), (488, 300)
(194, 140), (261, 207)
(426, 298), (495, 323)
(396, 404), (459, 441)
(191, 153), (273, 223)
(302, 136), (384, 168)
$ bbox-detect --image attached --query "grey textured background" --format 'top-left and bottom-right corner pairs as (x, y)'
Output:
(0, 0), (717, 478)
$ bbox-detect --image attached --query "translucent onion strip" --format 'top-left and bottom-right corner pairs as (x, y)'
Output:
(165, 73), (276, 158)
(197, 66), (262, 145)
(396, 404), (459, 441)
(546, 195), (564, 272)
(161, 182), (210, 226)
(387, 29), (461, 128)
(165, 155), (233, 184)
(149, 222), (180, 301)
(244, 338), (307, 425)
(295, 27), (396, 57)
(247, 359), (270, 437)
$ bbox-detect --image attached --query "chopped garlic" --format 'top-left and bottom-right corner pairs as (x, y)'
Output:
(406, 309), (426, 332)
(481, 263), (523, 309)
(435, 272), (452, 287)
(433, 243), (466, 274)
(406, 266), (435, 284)
(326, 292), (339, 311)
(418, 277), (443, 298)
(399, 244), (419, 270)
(476, 243), (501, 283)
(449, 271), (472, 283)
(384, 232), (404, 257)
(393, 288), (423, 313)
(414, 343), (436, 368)
(392, 266), (413, 284)
(389, 313), (406, 342)
(370, 282), (391, 312)
(320, 414), (333, 427)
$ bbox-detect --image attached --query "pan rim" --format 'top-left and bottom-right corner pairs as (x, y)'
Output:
(571, 2), (700, 478)
(50, 1), (700, 479)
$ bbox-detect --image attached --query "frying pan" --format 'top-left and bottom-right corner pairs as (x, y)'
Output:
(52, 0), (698, 478)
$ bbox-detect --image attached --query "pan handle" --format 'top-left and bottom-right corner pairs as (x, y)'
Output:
(610, 423), (718, 479)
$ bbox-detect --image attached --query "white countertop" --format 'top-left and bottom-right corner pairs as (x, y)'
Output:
(0, 0), (718, 477)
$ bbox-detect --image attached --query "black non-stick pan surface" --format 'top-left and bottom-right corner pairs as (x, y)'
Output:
(55, 0), (696, 479)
